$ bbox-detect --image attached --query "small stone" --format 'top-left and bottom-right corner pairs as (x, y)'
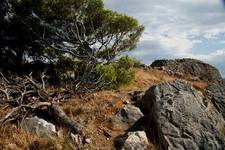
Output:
(116, 105), (144, 126)
(32, 96), (38, 100)
(7, 143), (17, 150)
(57, 130), (64, 138)
(115, 131), (149, 150)
(108, 105), (144, 131)
(123, 100), (130, 104)
(85, 138), (91, 144)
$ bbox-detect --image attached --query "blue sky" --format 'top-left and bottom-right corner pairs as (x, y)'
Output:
(104, 0), (225, 77)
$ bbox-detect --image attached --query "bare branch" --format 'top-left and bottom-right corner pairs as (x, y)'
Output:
(0, 107), (21, 126)
(41, 72), (46, 90)
(0, 72), (9, 84)
(0, 73), (85, 140)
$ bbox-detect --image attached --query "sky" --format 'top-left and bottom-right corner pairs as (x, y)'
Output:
(104, 0), (225, 77)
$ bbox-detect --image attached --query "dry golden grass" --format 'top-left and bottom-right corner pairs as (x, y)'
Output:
(220, 126), (225, 137)
(119, 68), (175, 92)
(57, 68), (178, 149)
(0, 124), (63, 150)
(190, 81), (207, 91)
(0, 68), (210, 150)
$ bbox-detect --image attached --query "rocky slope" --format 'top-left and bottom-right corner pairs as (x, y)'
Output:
(151, 58), (224, 83)
(151, 58), (225, 120)
(0, 58), (225, 150)
(144, 58), (225, 149)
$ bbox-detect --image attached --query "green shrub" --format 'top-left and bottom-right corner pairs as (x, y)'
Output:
(117, 68), (135, 85)
(96, 64), (118, 89)
(96, 56), (136, 89)
(116, 56), (134, 69)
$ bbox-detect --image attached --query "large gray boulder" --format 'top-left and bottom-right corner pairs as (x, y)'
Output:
(143, 80), (225, 150)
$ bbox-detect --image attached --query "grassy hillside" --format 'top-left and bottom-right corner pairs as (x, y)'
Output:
(0, 68), (208, 149)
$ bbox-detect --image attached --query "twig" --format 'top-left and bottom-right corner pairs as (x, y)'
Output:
(0, 88), (10, 101)
(0, 72), (9, 83)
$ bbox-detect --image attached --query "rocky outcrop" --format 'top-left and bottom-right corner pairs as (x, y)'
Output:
(151, 58), (225, 121)
(129, 91), (145, 102)
(206, 83), (225, 120)
(115, 131), (149, 150)
(143, 80), (225, 150)
(151, 58), (223, 83)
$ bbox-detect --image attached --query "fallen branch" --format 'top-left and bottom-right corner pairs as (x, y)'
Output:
(0, 72), (85, 141)
(0, 106), (21, 126)
(49, 104), (84, 135)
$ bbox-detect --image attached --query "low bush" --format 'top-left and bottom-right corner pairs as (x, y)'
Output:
(96, 56), (136, 89)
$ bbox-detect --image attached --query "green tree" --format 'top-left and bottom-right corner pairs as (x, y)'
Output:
(1, 0), (144, 66)
(0, 0), (144, 91)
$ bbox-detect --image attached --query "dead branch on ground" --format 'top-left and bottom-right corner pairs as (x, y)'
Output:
(0, 72), (85, 143)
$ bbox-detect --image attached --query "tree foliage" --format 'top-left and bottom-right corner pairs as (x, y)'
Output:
(0, 0), (144, 90)
(1, 0), (144, 66)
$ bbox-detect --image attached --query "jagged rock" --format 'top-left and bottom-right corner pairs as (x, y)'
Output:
(108, 105), (144, 131)
(115, 131), (149, 150)
(151, 58), (223, 83)
(22, 116), (56, 136)
(207, 83), (225, 120)
(129, 91), (145, 102)
(143, 80), (225, 150)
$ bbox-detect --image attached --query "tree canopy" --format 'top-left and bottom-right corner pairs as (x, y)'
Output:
(0, 0), (144, 91)
(1, 0), (144, 67)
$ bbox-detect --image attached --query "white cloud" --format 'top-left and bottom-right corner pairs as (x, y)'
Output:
(105, 0), (225, 76)
(203, 24), (225, 39)
(220, 40), (225, 43)
(173, 48), (224, 61)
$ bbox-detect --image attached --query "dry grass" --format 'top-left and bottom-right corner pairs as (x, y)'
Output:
(58, 68), (178, 149)
(220, 126), (225, 137)
(190, 81), (207, 91)
(0, 68), (210, 150)
(0, 124), (64, 150)
(60, 91), (125, 149)
(119, 68), (175, 92)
